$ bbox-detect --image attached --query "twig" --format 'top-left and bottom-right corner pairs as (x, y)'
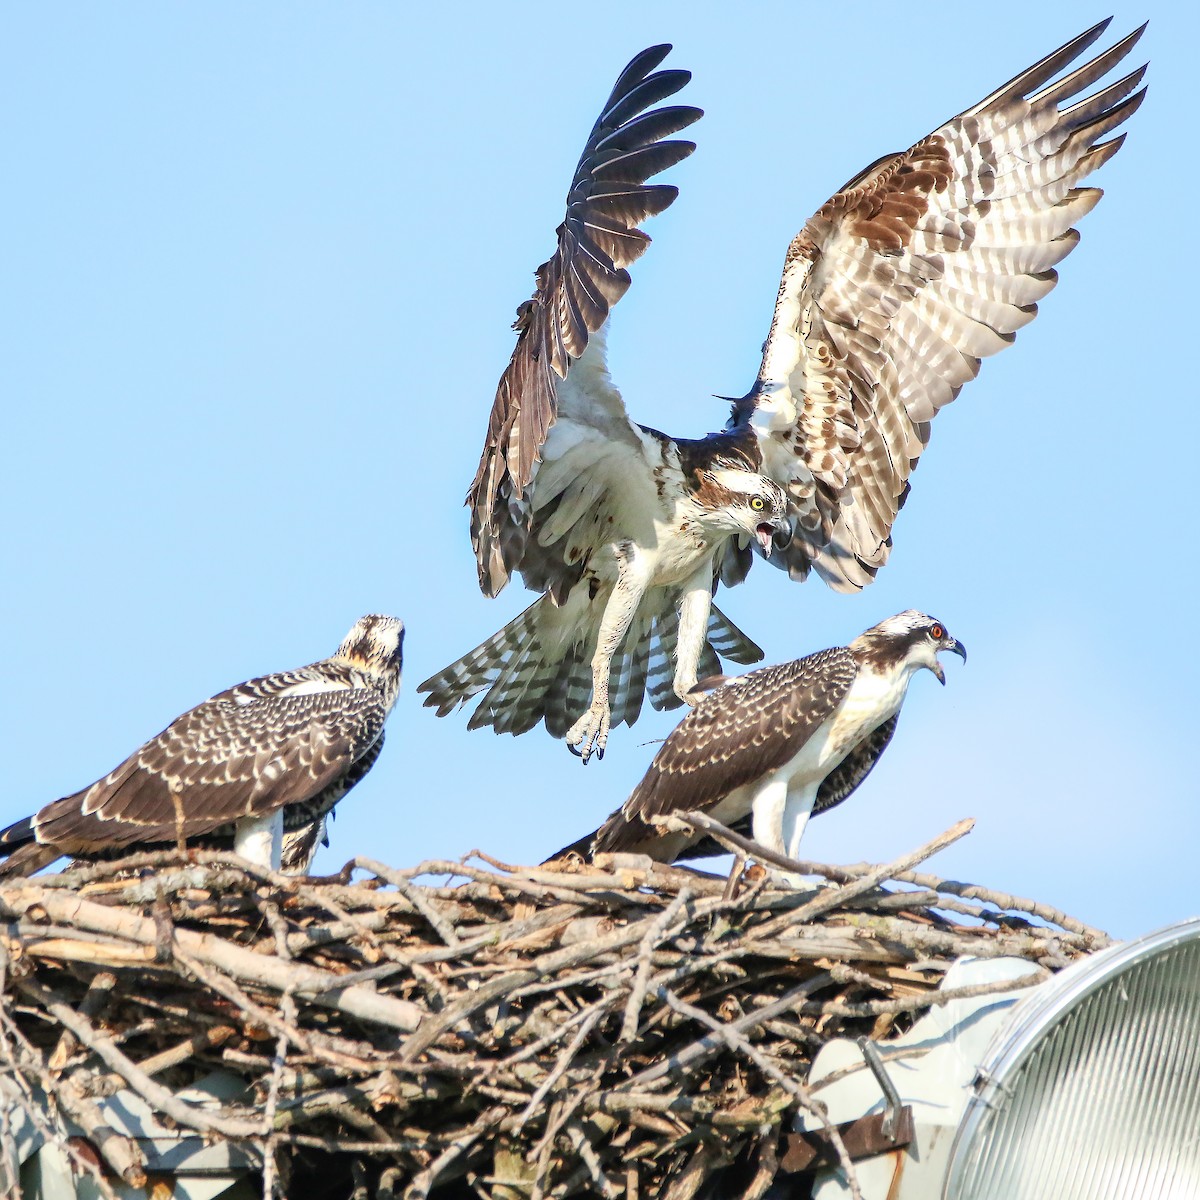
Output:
(0, 884), (423, 1032)
(657, 812), (857, 882)
(658, 987), (862, 1200)
(516, 1004), (608, 1129)
(622, 973), (833, 1091)
(621, 889), (692, 1042)
(355, 858), (463, 946)
(48, 970), (116, 1071)
(404, 1111), (498, 1200)
(0, 1007), (131, 1199)
(15, 975), (263, 1137)
(800, 971), (1046, 1018)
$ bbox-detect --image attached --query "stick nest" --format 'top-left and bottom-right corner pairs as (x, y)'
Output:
(0, 819), (1108, 1199)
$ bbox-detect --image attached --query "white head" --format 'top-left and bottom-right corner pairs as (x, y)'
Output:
(335, 615), (405, 680)
(851, 610), (966, 684)
(694, 468), (788, 555)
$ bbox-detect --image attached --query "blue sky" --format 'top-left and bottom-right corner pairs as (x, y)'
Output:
(2, 3), (1192, 940)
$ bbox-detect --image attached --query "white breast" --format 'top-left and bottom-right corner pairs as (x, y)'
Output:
(779, 665), (914, 792)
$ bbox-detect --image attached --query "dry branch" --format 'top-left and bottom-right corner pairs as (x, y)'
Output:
(0, 820), (1106, 1197)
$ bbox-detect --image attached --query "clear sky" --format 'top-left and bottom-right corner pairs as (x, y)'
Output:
(2, 3), (1192, 941)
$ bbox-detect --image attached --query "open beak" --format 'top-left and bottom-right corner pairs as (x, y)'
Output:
(755, 523), (775, 558)
(932, 638), (967, 686)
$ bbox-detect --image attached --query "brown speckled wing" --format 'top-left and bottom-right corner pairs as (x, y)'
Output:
(585, 647), (858, 856)
(24, 680), (387, 854)
(278, 733), (386, 874)
(676, 714), (898, 860)
(467, 46), (701, 597)
(729, 21), (1145, 591)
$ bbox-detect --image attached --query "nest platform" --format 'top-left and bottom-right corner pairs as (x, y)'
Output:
(0, 817), (1107, 1199)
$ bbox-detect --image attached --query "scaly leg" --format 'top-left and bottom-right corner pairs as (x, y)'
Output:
(673, 567), (714, 705)
(566, 546), (651, 763)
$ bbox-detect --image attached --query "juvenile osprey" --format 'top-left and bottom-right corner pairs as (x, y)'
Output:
(553, 611), (965, 865)
(419, 21), (1144, 762)
(0, 615), (403, 878)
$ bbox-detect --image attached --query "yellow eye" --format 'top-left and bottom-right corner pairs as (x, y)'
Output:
(930, 624), (944, 640)
(750, 496), (765, 511)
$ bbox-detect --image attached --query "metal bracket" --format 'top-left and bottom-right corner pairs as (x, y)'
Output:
(779, 1038), (914, 1174)
(780, 1107), (915, 1173)
(857, 1036), (904, 1139)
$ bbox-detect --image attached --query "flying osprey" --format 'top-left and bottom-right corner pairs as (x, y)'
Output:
(419, 20), (1144, 762)
(553, 611), (965, 865)
(0, 615), (403, 878)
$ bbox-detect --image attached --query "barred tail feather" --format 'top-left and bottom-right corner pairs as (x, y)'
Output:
(417, 589), (766, 740)
(645, 609), (679, 711)
(472, 628), (557, 735)
(418, 595), (591, 738)
(416, 609), (537, 719)
(608, 609), (651, 730)
(707, 603), (763, 666)
(547, 653), (594, 739)
(697, 639), (721, 683)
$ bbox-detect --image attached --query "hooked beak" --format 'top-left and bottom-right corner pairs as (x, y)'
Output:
(755, 523), (775, 558)
(932, 637), (967, 686)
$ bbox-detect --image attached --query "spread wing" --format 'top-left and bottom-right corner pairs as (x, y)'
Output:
(4, 678), (388, 855)
(583, 648), (858, 856)
(467, 45), (702, 597)
(722, 20), (1146, 591)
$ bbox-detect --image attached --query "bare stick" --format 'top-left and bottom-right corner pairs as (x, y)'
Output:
(354, 857), (463, 946)
(15, 976), (263, 1137)
(659, 987), (862, 1200)
(776, 819), (976, 926)
(48, 969), (116, 1071)
(516, 1004), (608, 1129)
(659, 811), (857, 882)
(0, 884), (422, 1033)
(621, 888), (692, 1042)
(623, 972), (833, 1091)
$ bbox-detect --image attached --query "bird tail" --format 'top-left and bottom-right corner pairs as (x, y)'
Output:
(0, 816), (58, 879)
(545, 829), (597, 863)
(0, 842), (59, 879)
(418, 593), (762, 740)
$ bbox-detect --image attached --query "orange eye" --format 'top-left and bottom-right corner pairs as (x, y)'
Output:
(930, 624), (944, 640)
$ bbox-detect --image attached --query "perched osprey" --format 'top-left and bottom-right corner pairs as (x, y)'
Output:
(553, 611), (965, 865)
(0, 615), (403, 878)
(419, 21), (1144, 762)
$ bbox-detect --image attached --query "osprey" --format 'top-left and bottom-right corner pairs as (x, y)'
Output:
(0, 615), (403, 878)
(419, 20), (1144, 763)
(553, 611), (965, 865)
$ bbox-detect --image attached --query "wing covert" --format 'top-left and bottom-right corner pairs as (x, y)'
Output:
(597, 648), (858, 850)
(31, 689), (387, 850)
(731, 20), (1146, 591)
